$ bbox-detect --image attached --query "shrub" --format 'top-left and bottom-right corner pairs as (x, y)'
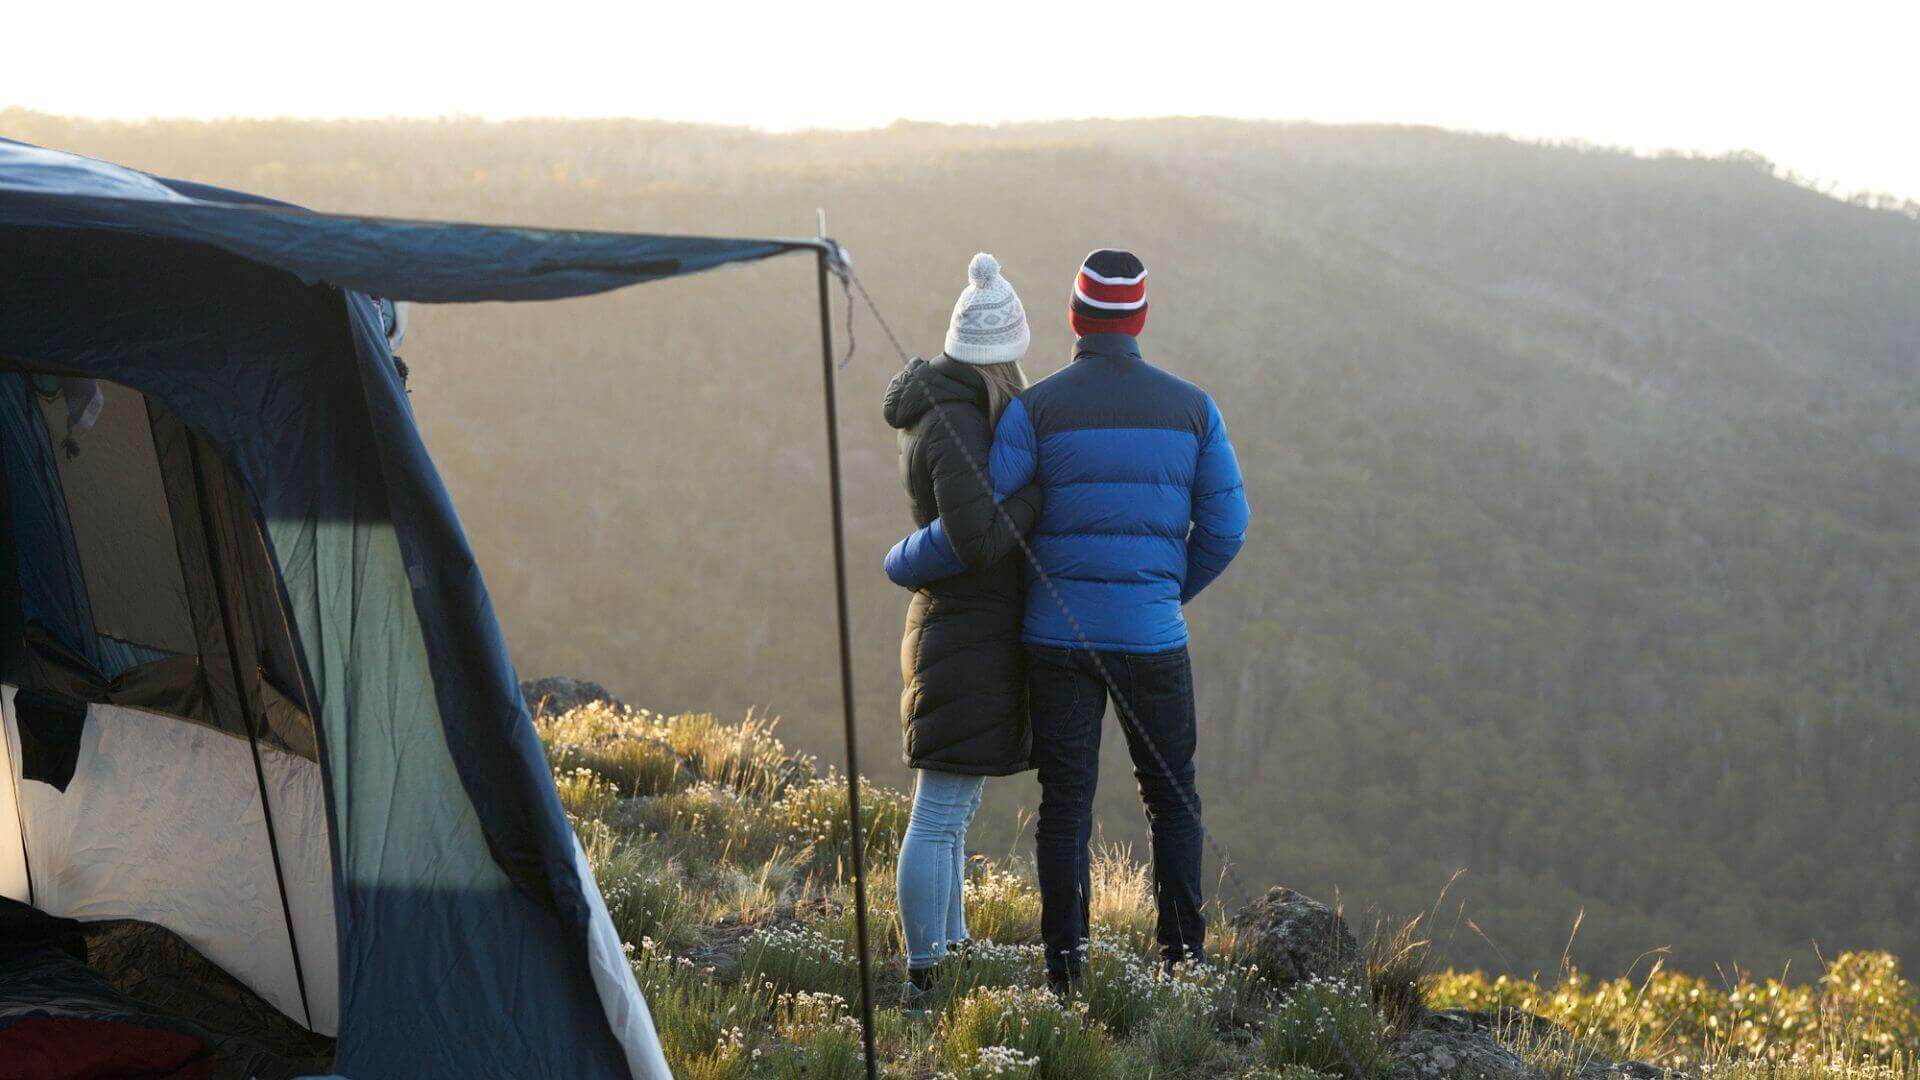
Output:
(1118, 1005), (1227, 1077)
(630, 944), (775, 1077)
(765, 1019), (867, 1080)
(951, 1044), (1043, 1078)
(741, 925), (863, 1000)
(1361, 911), (1431, 1033)
(587, 835), (694, 952)
(1078, 931), (1219, 1037)
(554, 766), (621, 823)
(762, 991), (867, 1080)
(661, 710), (812, 801)
(1089, 845), (1158, 952)
(1258, 975), (1394, 1080)
(688, 858), (797, 927)
(538, 702), (688, 797)
(943, 940), (1047, 1000)
(772, 775), (911, 874)
(966, 864), (1044, 946)
(940, 986), (1113, 1080)
(1429, 952), (1920, 1069)
(632, 781), (791, 870)
(1823, 952), (1920, 1062)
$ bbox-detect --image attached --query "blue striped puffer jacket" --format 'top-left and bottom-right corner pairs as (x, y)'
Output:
(887, 334), (1248, 653)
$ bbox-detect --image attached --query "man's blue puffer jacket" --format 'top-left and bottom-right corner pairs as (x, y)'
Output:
(887, 333), (1249, 653)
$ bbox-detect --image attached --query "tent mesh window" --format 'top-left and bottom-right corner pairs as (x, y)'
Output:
(4, 372), (315, 761)
(36, 379), (198, 668)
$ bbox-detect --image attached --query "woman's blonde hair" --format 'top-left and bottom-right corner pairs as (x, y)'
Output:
(975, 360), (1029, 426)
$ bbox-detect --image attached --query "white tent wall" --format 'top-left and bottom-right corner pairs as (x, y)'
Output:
(0, 687), (26, 899)
(0, 684), (340, 1034)
(571, 834), (673, 1080)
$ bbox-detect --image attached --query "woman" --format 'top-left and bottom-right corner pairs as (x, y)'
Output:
(881, 253), (1043, 1001)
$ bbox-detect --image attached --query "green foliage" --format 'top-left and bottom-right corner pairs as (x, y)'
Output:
(940, 940), (1047, 1000)
(940, 986), (1114, 1080)
(1430, 951), (1920, 1069)
(1258, 975), (1395, 1080)
(537, 702), (687, 797)
(740, 925), (863, 1000)
(1361, 910), (1433, 1033)
(770, 775), (911, 872)
(965, 865), (1044, 947)
(553, 766), (620, 823)
(629, 945), (776, 1079)
(663, 710), (811, 802)
(764, 991), (867, 1080)
(544, 706), (1920, 1077)
(1088, 846), (1159, 953)
(1078, 932), (1219, 1037)
(632, 780), (791, 869)
(1117, 1005), (1226, 1077)
(581, 824), (695, 952)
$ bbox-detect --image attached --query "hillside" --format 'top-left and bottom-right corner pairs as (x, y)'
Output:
(532, 696), (1918, 1077)
(9, 111), (1920, 979)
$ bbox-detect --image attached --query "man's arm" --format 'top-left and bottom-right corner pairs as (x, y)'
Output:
(1182, 395), (1248, 603)
(885, 516), (964, 588)
(884, 398), (1042, 588)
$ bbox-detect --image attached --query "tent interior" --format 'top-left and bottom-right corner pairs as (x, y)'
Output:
(0, 371), (338, 1078)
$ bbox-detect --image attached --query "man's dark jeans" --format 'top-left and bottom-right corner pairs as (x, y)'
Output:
(1027, 643), (1205, 981)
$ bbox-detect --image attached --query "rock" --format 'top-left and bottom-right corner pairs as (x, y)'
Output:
(521, 676), (621, 717)
(1389, 1025), (1538, 1080)
(1394, 1010), (1680, 1080)
(1424, 1008), (1561, 1039)
(1229, 886), (1365, 992)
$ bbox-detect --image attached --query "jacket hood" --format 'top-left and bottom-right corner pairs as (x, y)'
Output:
(883, 355), (987, 430)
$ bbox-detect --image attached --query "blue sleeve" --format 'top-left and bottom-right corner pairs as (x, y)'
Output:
(887, 398), (1040, 590)
(885, 516), (966, 589)
(988, 397), (1037, 500)
(1182, 396), (1248, 603)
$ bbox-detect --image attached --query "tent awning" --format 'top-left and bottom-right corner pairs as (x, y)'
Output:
(0, 139), (821, 303)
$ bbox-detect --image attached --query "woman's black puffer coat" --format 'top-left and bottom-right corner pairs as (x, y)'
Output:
(885, 356), (1043, 775)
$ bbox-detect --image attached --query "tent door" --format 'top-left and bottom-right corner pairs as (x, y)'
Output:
(0, 371), (337, 1034)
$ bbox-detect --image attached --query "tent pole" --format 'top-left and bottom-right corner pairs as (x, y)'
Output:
(814, 220), (880, 1080)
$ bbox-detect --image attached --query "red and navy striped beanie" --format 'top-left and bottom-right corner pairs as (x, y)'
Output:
(1069, 248), (1148, 337)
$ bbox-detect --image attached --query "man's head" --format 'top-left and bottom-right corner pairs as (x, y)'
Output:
(1069, 249), (1148, 338)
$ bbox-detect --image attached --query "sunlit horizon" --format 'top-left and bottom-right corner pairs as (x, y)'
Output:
(7, 0), (1918, 202)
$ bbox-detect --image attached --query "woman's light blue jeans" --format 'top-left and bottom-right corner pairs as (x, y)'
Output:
(896, 769), (986, 970)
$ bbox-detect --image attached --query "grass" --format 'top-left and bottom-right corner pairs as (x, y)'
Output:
(535, 702), (1920, 1079)
(739, 924), (864, 1000)
(538, 701), (688, 797)
(769, 775), (912, 871)
(940, 986), (1114, 1080)
(1430, 950), (1920, 1071)
(1258, 974), (1396, 1080)
(582, 819), (697, 952)
(1361, 908), (1434, 1034)
(964, 863), (1045, 947)
(1078, 930), (1220, 1037)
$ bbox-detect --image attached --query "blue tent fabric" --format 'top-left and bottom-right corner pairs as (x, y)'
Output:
(0, 142), (804, 1077)
(0, 139), (813, 302)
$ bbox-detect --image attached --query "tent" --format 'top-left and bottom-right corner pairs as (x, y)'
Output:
(0, 139), (835, 1078)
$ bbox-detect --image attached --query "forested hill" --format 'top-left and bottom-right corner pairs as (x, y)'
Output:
(13, 111), (1919, 980)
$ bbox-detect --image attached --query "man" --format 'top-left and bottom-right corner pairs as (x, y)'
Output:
(887, 248), (1249, 990)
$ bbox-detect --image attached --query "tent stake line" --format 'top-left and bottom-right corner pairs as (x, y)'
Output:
(814, 224), (881, 1080)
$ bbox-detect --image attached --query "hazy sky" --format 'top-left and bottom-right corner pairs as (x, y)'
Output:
(9, 1), (1917, 200)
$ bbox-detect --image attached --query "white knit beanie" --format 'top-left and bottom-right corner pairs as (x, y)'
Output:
(943, 253), (1031, 364)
